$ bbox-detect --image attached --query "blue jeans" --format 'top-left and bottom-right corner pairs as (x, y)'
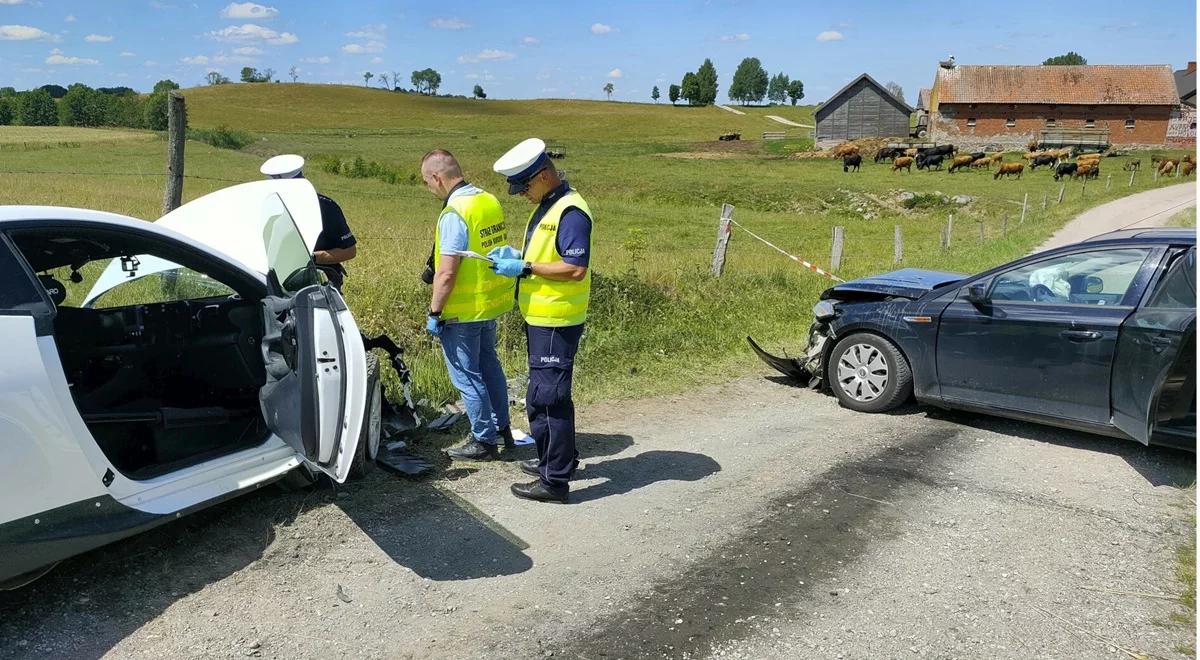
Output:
(438, 319), (511, 444)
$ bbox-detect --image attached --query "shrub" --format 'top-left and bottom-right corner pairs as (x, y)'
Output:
(17, 89), (58, 126)
(188, 125), (254, 150)
(311, 154), (419, 186)
(143, 92), (170, 131)
(0, 97), (13, 126)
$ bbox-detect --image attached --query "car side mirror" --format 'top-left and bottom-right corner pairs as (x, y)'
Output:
(965, 281), (989, 304)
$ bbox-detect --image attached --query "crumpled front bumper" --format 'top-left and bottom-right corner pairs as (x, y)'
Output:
(747, 320), (832, 389)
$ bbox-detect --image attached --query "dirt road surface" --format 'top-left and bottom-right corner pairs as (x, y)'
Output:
(1037, 182), (1196, 252)
(0, 377), (1193, 659)
(765, 115), (814, 128)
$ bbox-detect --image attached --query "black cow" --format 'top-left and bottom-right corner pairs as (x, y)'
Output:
(1053, 162), (1078, 181)
(1030, 155), (1058, 170)
(843, 153), (862, 172)
(918, 144), (956, 158)
(967, 151), (986, 161)
(916, 153), (945, 170)
(873, 147), (905, 163)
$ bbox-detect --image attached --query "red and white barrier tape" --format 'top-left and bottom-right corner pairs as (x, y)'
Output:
(728, 218), (846, 283)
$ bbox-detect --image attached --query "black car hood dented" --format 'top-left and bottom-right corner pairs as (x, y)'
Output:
(822, 268), (966, 300)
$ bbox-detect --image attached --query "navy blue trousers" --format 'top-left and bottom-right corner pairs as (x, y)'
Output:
(525, 323), (584, 490)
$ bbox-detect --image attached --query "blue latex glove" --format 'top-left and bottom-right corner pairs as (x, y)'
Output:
(488, 245), (522, 262)
(491, 258), (526, 278)
(425, 314), (444, 336)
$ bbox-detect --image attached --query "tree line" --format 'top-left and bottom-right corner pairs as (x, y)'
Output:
(0, 79), (180, 129)
(659, 57), (803, 107)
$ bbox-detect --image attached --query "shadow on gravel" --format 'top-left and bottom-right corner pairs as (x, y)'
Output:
(929, 409), (1196, 487)
(572, 451), (722, 504)
(0, 487), (297, 659)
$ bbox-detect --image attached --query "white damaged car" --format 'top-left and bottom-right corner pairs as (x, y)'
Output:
(0, 179), (389, 589)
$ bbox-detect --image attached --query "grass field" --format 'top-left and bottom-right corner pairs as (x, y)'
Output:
(0, 83), (1194, 408)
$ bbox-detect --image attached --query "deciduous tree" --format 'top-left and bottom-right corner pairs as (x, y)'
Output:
(473, 84), (486, 99)
(1043, 52), (1087, 65)
(767, 73), (789, 105)
(18, 89), (58, 126)
(668, 83), (680, 105)
(786, 79), (804, 106)
(651, 85), (660, 103)
(603, 82), (614, 100)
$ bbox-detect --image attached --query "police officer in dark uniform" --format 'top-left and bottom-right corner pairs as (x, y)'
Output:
(261, 154), (357, 289)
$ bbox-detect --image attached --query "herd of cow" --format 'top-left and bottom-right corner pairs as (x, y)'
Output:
(832, 142), (1196, 183)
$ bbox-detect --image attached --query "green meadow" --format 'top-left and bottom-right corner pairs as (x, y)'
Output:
(0, 83), (1192, 407)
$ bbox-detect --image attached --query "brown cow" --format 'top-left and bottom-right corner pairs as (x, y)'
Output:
(971, 157), (991, 169)
(832, 143), (860, 158)
(1159, 159), (1177, 175)
(1182, 161), (1196, 177)
(989, 152), (1004, 163)
(993, 162), (1024, 180)
(1183, 154), (1196, 165)
(904, 147), (918, 157)
(1074, 163), (1100, 180)
(1022, 151), (1045, 160)
(892, 156), (914, 172)
(948, 154), (976, 173)
(1050, 148), (1073, 160)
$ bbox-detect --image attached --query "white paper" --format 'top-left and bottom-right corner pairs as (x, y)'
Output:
(452, 250), (494, 263)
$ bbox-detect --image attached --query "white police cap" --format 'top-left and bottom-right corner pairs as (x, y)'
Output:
(493, 138), (550, 194)
(260, 154), (305, 179)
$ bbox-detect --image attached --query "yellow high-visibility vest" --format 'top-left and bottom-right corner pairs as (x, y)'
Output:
(434, 190), (515, 322)
(518, 190), (592, 327)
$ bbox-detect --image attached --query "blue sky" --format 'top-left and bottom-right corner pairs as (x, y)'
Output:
(0, 1), (1195, 104)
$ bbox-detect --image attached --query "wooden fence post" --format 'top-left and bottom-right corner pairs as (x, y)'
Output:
(1129, 169), (1136, 187)
(830, 226), (845, 272)
(978, 220), (985, 242)
(1081, 176), (1087, 197)
(1057, 184), (1065, 203)
(1042, 192), (1048, 211)
(1002, 213), (1008, 237)
(161, 91), (186, 215)
(1105, 174), (1112, 192)
(1154, 168), (1159, 182)
(944, 213), (953, 249)
(893, 225), (903, 264)
(1020, 192), (1028, 224)
(710, 203), (733, 276)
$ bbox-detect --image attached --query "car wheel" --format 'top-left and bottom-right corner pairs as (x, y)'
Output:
(349, 353), (382, 479)
(827, 333), (913, 413)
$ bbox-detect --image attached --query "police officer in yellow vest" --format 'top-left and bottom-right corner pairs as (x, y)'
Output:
(421, 149), (517, 460)
(489, 138), (593, 503)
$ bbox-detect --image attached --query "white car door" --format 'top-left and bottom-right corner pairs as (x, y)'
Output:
(258, 192), (366, 482)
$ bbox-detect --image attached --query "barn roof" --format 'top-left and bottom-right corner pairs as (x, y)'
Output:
(917, 88), (931, 110)
(935, 65), (1179, 106)
(815, 73), (914, 120)
(1175, 65), (1196, 105)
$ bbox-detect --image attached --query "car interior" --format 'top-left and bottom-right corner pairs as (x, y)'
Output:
(9, 226), (273, 480)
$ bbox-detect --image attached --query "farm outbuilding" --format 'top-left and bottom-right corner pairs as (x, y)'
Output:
(814, 73), (913, 146)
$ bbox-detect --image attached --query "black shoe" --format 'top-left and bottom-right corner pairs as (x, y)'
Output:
(499, 426), (516, 450)
(446, 439), (498, 461)
(519, 458), (540, 477)
(511, 480), (568, 503)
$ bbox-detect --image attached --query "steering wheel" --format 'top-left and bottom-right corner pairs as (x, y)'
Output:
(1031, 283), (1061, 303)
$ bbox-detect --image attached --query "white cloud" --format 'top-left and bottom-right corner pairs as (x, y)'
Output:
(301, 55), (331, 64)
(65, 14), (76, 22)
(370, 56), (383, 64)
(721, 32), (750, 42)
(144, 60), (158, 67)
(346, 23), (385, 39)
(816, 30), (844, 42)
(46, 49), (99, 66)
(84, 34), (113, 42)
(342, 41), (384, 54)
(457, 48), (514, 64)
(120, 51), (136, 57)
(430, 17), (469, 30)
(608, 68), (622, 78)
(591, 23), (614, 34)
(207, 23), (298, 45)
(0, 0), (28, 5)
(232, 45), (262, 55)
(220, 2), (279, 20)
(0, 24), (51, 41)
(182, 55), (209, 65)
(521, 36), (539, 46)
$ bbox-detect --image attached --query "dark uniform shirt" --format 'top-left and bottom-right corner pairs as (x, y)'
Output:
(524, 181), (591, 267)
(315, 194), (356, 288)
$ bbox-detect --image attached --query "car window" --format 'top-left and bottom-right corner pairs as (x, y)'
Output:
(0, 238), (43, 310)
(1145, 248), (1196, 310)
(89, 263), (237, 308)
(989, 248), (1151, 306)
(41, 256), (236, 309)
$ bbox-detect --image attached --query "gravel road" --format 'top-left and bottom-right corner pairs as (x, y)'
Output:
(0, 376), (1193, 660)
(1037, 182), (1196, 252)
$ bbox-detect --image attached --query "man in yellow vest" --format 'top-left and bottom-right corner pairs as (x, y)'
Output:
(421, 149), (516, 461)
(489, 138), (593, 503)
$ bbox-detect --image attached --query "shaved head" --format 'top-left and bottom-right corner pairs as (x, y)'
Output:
(421, 149), (463, 179)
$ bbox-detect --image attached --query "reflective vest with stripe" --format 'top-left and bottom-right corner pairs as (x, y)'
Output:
(434, 190), (515, 322)
(518, 191), (592, 327)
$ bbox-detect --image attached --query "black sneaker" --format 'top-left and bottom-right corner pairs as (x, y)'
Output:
(498, 426), (516, 450)
(446, 439), (499, 461)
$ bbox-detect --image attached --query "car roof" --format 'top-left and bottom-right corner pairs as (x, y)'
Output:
(1081, 227), (1196, 245)
(0, 205), (148, 227)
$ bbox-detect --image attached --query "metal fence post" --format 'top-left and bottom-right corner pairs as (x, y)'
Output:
(161, 91), (186, 215)
(710, 203), (733, 276)
(830, 226), (845, 272)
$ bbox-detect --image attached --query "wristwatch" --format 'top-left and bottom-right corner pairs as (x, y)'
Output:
(520, 262), (533, 278)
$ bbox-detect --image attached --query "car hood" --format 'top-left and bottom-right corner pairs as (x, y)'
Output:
(822, 268), (966, 300)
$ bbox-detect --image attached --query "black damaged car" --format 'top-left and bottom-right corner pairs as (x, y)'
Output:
(750, 228), (1195, 450)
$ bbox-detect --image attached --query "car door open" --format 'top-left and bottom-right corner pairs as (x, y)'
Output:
(258, 193), (367, 482)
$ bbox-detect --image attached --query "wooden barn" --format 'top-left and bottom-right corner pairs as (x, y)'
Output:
(814, 73), (913, 145)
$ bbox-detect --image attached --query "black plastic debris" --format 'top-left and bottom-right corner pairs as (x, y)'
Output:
(747, 336), (809, 381)
(376, 440), (433, 477)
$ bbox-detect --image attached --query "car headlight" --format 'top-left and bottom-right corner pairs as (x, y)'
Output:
(812, 300), (837, 321)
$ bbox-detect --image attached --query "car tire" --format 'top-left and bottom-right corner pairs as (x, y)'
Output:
(827, 333), (913, 413)
(349, 353), (382, 479)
